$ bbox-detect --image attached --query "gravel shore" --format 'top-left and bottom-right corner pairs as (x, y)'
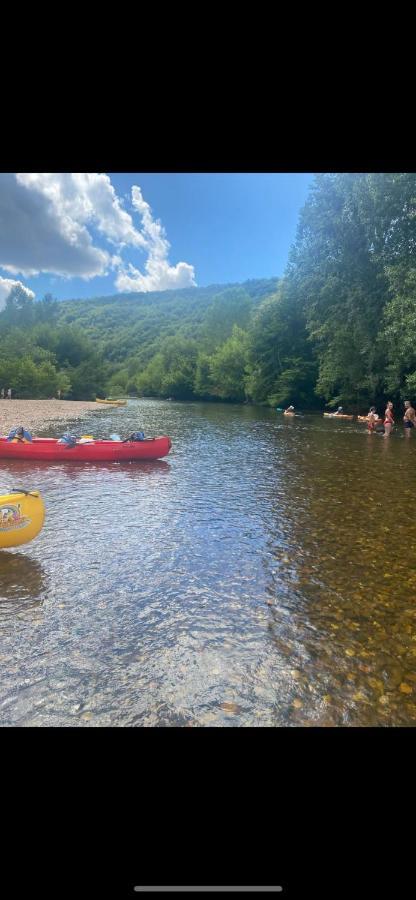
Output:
(0, 400), (109, 436)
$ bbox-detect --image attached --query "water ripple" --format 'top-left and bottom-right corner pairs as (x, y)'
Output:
(1, 400), (416, 726)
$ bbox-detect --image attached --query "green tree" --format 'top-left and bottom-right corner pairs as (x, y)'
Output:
(135, 353), (165, 396)
(67, 356), (109, 400)
(209, 326), (249, 401)
(3, 284), (35, 326)
(56, 370), (72, 397)
(35, 293), (60, 323)
(245, 285), (318, 406)
(201, 288), (252, 352)
(382, 267), (416, 397)
(194, 353), (214, 398)
(136, 336), (198, 399)
(286, 173), (391, 407)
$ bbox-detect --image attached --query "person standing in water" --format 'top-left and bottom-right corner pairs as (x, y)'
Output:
(383, 401), (394, 436)
(403, 400), (416, 434)
(367, 406), (378, 432)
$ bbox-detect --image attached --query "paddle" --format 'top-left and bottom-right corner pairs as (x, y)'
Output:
(10, 488), (39, 496)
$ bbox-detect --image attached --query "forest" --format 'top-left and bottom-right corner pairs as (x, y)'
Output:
(0, 173), (415, 409)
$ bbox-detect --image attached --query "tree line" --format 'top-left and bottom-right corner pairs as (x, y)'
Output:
(1, 173), (415, 408)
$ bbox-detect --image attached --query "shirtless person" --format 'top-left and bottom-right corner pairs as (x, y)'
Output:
(403, 400), (416, 433)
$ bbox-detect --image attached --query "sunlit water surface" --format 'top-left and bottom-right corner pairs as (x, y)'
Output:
(1, 399), (416, 726)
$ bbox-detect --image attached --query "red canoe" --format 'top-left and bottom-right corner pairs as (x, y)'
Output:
(0, 436), (172, 462)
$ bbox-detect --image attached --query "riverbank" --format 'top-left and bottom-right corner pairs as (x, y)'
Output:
(0, 400), (107, 436)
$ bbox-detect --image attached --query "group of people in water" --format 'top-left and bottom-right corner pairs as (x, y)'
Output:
(0, 388), (12, 399)
(367, 400), (416, 435)
(283, 400), (416, 435)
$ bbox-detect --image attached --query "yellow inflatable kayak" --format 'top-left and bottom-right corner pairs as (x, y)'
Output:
(96, 398), (127, 406)
(0, 490), (45, 549)
(323, 412), (354, 420)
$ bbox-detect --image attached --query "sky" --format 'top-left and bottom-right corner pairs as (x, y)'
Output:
(0, 173), (313, 307)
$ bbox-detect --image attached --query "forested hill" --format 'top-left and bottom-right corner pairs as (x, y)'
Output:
(58, 278), (279, 363)
(0, 278), (282, 402)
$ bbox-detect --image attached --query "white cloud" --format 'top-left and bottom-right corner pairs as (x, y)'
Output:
(0, 174), (110, 278)
(0, 174), (196, 293)
(115, 259), (197, 293)
(16, 173), (146, 250)
(0, 276), (35, 310)
(115, 185), (196, 292)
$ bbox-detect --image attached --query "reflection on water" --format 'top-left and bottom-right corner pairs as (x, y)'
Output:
(2, 458), (171, 480)
(0, 552), (45, 611)
(0, 400), (416, 726)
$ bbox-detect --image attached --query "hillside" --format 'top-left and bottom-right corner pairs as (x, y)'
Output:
(0, 277), (282, 402)
(56, 278), (279, 370)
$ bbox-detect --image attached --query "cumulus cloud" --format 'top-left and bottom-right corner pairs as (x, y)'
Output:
(0, 276), (35, 311)
(115, 186), (196, 292)
(0, 174), (109, 278)
(16, 173), (146, 250)
(0, 174), (196, 292)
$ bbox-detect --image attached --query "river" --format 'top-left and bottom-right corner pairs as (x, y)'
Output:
(1, 399), (415, 726)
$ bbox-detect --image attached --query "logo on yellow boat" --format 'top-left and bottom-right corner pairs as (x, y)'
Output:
(0, 503), (31, 531)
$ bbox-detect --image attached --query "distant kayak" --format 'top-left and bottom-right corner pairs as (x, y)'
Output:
(323, 413), (354, 420)
(0, 436), (172, 462)
(96, 398), (127, 406)
(0, 490), (45, 549)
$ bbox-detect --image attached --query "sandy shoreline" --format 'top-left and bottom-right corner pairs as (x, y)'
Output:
(0, 399), (109, 436)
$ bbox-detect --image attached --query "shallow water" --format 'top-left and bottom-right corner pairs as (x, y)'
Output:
(0, 399), (415, 727)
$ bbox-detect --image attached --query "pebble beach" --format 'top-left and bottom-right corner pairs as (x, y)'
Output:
(0, 399), (107, 436)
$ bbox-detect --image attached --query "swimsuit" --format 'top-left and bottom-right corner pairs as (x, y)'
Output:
(404, 419), (414, 428)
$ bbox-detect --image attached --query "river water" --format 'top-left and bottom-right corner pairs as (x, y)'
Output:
(1, 399), (415, 727)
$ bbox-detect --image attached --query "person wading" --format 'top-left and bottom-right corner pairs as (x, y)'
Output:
(383, 401), (394, 436)
(403, 400), (416, 435)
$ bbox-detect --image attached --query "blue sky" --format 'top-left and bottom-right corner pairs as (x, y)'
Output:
(0, 173), (313, 305)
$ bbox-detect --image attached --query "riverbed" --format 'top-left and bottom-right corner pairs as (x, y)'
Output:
(0, 398), (108, 435)
(1, 399), (415, 726)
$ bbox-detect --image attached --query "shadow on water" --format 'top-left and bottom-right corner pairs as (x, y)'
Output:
(0, 551), (46, 615)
